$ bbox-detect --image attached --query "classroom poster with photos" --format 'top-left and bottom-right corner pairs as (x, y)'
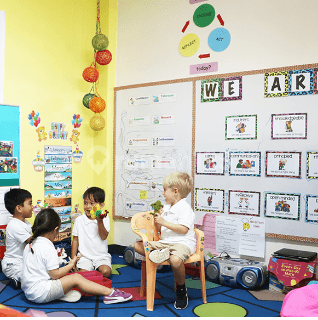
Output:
(307, 152), (318, 179)
(306, 195), (318, 223)
(196, 152), (225, 175)
(195, 188), (224, 213)
(44, 145), (72, 241)
(265, 151), (301, 178)
(225, 115), (257, 140)
(264, 192), (300, 220)
(271, 113), (307, 139)
(229, 151), (261, 176)
(228, 190), (260, 216)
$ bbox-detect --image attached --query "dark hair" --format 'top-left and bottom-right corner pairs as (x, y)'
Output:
(30, 208), (61, 253)
(83, 187), (105, 203)
(4, 188), (32, 215)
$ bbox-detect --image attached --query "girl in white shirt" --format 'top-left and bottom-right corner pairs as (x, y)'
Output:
(22, 208), (132, 304)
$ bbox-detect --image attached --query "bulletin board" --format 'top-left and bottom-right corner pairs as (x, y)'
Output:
(114, 63), (318, 242)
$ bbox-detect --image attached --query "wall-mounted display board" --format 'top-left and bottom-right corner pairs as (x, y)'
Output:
(114, 63), (318, 242)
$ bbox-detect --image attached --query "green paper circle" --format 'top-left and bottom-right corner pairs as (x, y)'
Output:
(193, 4), (215, 28)
(194, 303), (247, 317)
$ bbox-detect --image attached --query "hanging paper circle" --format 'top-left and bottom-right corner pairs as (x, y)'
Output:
(96, 50), (112, 65)
(83, 93), (97, 109)
(82, 67), (99, 82)
(89, 96), (106, 113)
(90, 114), (105, 131)
(92, 34), (109, 51)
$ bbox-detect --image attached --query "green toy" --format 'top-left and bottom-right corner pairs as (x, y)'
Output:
(150, 200), (163, 215)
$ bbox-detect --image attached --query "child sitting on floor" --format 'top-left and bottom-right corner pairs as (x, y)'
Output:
(134, 171), (196, 310)
(21, 208), (132, 304)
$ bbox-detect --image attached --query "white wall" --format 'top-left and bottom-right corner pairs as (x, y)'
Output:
(115, 0), (318, 263)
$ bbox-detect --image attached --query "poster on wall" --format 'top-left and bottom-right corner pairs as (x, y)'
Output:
(228, 190), (260, 216)
(265, 151), (301, 178)
(264, 192), (300, 220)
(307, 152), (318, 179)
(225, 115), (257, 140)
(196, 152), (225, 175)
(271, 113), (307, 139)
(195, 188), (224, 213)
(305, 195), (318, 223)
(44, 145), (72, 241)
(229, 151), (261, 176)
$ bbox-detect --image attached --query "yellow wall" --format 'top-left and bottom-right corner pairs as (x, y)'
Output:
(0, 0), (117, 243)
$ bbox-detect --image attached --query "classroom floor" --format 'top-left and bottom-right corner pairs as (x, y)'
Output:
(0, 253), (284, 317)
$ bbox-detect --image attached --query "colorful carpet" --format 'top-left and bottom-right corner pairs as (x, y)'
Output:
(0, 254), (283, 317)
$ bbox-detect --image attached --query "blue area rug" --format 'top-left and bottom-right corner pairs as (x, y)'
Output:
(0, 254), (283, 317)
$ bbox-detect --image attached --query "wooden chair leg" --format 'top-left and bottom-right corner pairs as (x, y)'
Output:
(146, 260), (157, 311)
(140, 259), (146, 297)
(199, 260), (207, 303)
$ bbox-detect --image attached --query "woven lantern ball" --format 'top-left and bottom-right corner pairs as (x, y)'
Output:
(90, 114), (105, 131)
(89, 96), (106, 113)
(92, 34), (109, 51)
(82, 93), (97, 109)
(96, 50), (112, 65)
(82, 67), (99, 83)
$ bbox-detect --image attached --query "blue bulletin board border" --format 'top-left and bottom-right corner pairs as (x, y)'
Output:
(0, 105), (20, 187)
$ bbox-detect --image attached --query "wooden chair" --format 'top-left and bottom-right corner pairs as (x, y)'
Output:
(131, 211), (207, 311)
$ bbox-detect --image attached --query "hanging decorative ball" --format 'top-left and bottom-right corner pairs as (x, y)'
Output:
(92, 34), (109, 51)
(96, 50), (112, 65)
(89, 96), (106, 113)
(82, 67), (99, 83)
(90, 114), (105, 131)
(82, 93), (97, 109)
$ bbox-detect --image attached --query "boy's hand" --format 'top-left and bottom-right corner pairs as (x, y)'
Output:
(158, 208), (164, 215)
(70, 253), (81, 268)
(154, 213), (165, 226)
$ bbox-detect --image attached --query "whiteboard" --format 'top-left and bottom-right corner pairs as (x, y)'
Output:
(114, 82), (193, 219)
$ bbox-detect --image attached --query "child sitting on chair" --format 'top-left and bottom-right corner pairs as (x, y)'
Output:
(134, 172), (196, 310)
(71, 187), (112, 278)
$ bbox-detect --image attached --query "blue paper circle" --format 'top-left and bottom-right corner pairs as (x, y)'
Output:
(208, 27), (231, 52)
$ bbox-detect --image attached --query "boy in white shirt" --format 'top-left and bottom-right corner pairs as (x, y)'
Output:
(134, 172), (196, 310)
(71, 187), (112, 278)
(1, 189), (33, 288)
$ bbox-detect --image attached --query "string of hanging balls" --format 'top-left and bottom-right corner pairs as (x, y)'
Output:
(82, 33), (112, 131)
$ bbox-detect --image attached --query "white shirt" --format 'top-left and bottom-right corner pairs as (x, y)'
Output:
(21, 237), (59, 303)
(2, 217), (32, 265)
(160, 198), (196, 253)
(72, 214), (111, 260)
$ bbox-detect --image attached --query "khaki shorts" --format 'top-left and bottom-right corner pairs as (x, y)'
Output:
(42, 279), (65, 303)
(148, 241), (191, 263)
(77, 254), (112, 271)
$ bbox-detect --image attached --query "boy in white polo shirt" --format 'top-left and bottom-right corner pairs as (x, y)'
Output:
(2, 188), (33, 288)
(134, 172), (196, 310)
(71, 187), (111, 278)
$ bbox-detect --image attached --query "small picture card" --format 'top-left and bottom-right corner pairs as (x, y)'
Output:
(45, 189), (72, 200)
(126, 180), (149, 190)
(229, 190), (260, 216)
(128, 96), (150, 106)
(195, 188), (224, 213)
(264, 192), (300, 220)
(305, 195), (318, 223)
(307, 152), (318, 179)
(128, 137), (150, 147)
(128, 116), (150, 126)
(264, 71), (289, 97)
(45, 154), (72, 164)
(126, 201), (147, 211)
(44, 146), (72, 155)
(151, 157), (176, 169)
(152, 137), (175, 147)
(221, 77), (243, 101)
(0, 157), (18, 173)
(45, 172), (72, 182)
(153, 93), (176, 104)
(44, 180), (72, 191)
(149, 181), (163, 192)
(196, 152), (225, 175)
(45, 163), (72, 173)
(265, 151), (301, 178)
(229, 151), (261, 176)
(225, 115), (257, 140)
(271, 113), (307, 139)
(126, 158), (149, 169)
(0, 141), (13, 157)
(152, 115), (176, 125)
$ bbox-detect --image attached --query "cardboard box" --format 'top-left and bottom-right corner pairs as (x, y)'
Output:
(268, 257), (316, 293)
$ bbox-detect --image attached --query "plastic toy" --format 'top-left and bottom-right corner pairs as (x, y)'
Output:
(90, 204), (109, 219)
(150, 200), (163, 214)
(56, 247), (69, 267)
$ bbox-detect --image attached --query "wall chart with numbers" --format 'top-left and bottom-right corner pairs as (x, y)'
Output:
(114, 63), (318, 242)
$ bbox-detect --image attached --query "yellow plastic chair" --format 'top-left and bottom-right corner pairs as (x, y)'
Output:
(131, 211), (207, 311)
